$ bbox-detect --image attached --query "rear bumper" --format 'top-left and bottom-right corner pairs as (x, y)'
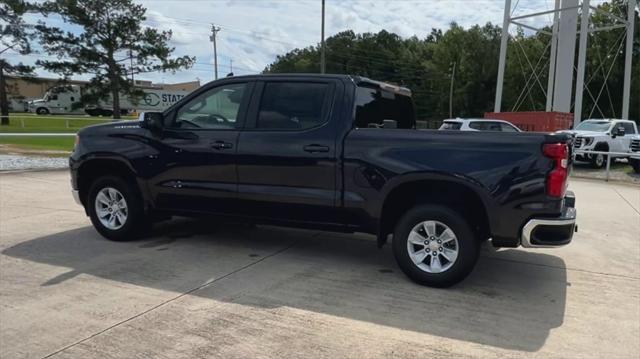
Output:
(521, 191), (577, 248)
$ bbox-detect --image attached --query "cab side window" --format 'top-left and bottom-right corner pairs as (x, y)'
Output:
(173, 83), (247, 130)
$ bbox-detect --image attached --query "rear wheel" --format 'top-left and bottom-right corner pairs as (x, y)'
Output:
(392, 205), (480, 287)
(630, 158), (640, 174)
(87, 176), (149, 241)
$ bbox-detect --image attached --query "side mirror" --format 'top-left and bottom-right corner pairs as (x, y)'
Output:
(140, 112), (164, 132)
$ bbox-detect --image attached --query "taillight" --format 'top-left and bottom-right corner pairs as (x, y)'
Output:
(543, 143), (569, 198)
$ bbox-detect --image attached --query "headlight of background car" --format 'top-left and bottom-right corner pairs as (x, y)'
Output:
(583, 137), (594, 146)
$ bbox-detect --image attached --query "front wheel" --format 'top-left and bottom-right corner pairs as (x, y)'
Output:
(87, 176), (148, 241)
(589, 153), (607, 169)
(36, 107), (49, 115)
(392, 205), (480, 287)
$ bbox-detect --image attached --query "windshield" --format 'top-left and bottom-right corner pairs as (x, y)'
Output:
(575, 121), (611, 132)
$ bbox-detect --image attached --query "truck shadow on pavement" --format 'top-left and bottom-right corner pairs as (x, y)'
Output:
(2, 218), (567, 352)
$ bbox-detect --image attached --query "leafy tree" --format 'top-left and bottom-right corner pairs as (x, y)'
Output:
(265, 1), (639, 124)
(0, 0), (37, 125)
(37, 0), (195, 118)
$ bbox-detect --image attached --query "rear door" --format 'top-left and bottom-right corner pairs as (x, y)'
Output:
(235, 78), (342, 224)
(148, 80), (253, 213)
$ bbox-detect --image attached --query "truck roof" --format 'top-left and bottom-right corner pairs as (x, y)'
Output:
(217, 73), (412, 96)
(583, 118), (635, 123)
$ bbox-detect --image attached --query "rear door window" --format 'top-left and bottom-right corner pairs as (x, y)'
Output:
(468, 122), (487, 131)
(470, 121), (502, 131)
(256, 82), (331, 130)
(500, 123), (519, 132)
(621, 122), (636, 134)
(354, 86), (415, 129)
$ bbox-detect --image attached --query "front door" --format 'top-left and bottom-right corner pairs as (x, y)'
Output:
(148, 81), (253, 214)
(236, 79), (342, 225)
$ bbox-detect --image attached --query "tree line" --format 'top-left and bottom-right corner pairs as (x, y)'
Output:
(265, 0), (639, 123)
(1, 0), (637, 124)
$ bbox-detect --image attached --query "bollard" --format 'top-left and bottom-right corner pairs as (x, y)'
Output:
(605, 154), (611, 182)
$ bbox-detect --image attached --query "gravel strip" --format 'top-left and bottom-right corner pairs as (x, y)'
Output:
(0, 154), (68, 171)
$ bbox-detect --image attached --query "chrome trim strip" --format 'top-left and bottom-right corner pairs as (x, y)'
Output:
(521, 208), (576, 248)
(71, 189), (82, 205)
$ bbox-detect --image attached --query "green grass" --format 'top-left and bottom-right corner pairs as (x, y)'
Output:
(0, 136), (75, 152)
(0, 113), (134, 152)
(0, 113), (136, 133)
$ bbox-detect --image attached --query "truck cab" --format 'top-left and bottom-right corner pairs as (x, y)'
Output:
(29, 85), (84, 115)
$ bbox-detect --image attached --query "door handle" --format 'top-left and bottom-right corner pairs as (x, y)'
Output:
(303, 144), (330, 153)
(211, 141), (233, 150)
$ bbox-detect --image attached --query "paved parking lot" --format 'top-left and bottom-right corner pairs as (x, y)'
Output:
(0, 170), (638, 358)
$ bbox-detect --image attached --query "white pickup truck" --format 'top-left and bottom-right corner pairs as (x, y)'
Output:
(565, 119), (638, 168)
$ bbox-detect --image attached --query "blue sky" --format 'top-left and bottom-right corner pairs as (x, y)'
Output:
(6, 0), (609, 85)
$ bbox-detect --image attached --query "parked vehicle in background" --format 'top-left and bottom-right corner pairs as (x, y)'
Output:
(562, 119), (638, 168)
(439, 118), (521, 132)
(70, 74), (576, 287)
(28, 84), (190, 116)
(629, 135), (640, 174)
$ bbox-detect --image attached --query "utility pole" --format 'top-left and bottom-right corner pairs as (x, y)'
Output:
(230, 59), (233, 73)
(320, 0), (326, 74)
(449, 61), (456, 118)
(210, 25), (221, 80)
(129, 48), (135, 83)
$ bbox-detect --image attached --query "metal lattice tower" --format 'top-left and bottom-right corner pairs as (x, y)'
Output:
(494, 0), (637, 126)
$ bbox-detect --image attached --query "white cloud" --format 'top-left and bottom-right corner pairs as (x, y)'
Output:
(16, 0), (611, 85)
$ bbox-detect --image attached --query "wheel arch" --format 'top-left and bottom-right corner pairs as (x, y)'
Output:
(594, 141), (609, 150)
(77, 157), (146, 210)
(377, 175), (492, 248)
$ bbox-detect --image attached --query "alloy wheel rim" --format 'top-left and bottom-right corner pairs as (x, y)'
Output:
(406, 220), (459, 273)
(596, 154), (604, 167)
(95, 187), (128, 230)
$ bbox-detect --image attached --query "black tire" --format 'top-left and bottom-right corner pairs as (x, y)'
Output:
(631, 158), (640, 174)
(589, 144), (608, 169)
(87, 176), (149, 241)
(589, 153), (607, 169)
(36, 107), (49, 115)
(392, 205), (480, 288)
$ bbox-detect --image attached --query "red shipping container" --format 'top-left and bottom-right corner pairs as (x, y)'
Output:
(484, 111), (574, 132)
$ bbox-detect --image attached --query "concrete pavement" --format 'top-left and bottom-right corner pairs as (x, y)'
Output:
(0, 171), (638, 358)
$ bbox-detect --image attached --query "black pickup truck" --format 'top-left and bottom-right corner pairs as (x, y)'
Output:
(70, 74), (577, 287)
